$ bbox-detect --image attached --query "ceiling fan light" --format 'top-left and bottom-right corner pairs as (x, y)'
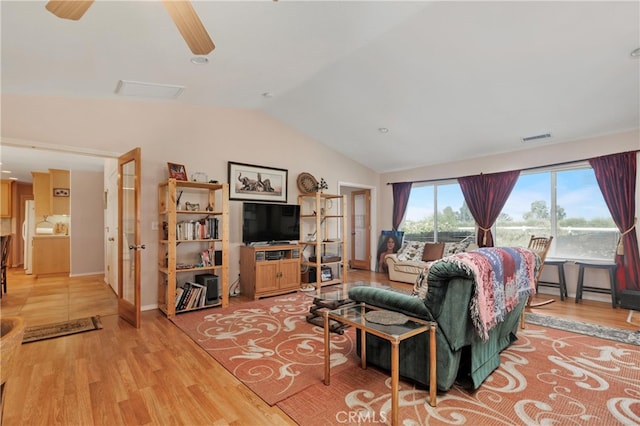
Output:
(190, 56), (209, 65)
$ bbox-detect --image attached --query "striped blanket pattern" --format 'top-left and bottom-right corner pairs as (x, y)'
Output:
(441, 247), (538, 340)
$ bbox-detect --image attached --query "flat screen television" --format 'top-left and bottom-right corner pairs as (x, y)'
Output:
(242, 202), (300, 245)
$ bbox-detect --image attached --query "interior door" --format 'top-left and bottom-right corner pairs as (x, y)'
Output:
(350, 190), (371, 270)
(105, 168), (118, 293)
(118, 147), (142, 328)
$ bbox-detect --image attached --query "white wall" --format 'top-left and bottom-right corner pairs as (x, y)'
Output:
(1, 94), (379, 307)
(70, 170), (105, 276)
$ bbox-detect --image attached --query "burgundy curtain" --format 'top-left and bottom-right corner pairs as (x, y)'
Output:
(458, 170), (520, 247)
(589, 151), (640, 293)
(392, 182), (412, 231)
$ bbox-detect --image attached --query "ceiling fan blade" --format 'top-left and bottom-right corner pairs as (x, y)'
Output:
(45, 0), (94, 21)
(162, 1), (215, 55)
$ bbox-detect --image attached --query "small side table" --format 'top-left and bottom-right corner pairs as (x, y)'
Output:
(575, 261), (617, 308)
(324, 303), (437, 426)
(537, 259), (568, 301)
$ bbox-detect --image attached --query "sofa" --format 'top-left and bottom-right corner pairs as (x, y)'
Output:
(385, 239), (477, 284)
(349, 247), (539, 391)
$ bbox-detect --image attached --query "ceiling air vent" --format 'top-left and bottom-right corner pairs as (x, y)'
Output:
(115, 80), (185, 99)
(521, 133), (552, 143)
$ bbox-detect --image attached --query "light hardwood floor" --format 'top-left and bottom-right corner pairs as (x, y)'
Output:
(1, 267), (637, 425)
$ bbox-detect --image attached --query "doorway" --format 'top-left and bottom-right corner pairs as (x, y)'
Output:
(339, 183), (375, 271)
(1, 142), (120, 320)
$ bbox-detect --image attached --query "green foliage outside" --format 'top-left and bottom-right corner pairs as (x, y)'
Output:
(403, 200), (617, 258)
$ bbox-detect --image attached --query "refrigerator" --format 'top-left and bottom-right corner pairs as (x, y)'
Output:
(22, 200), (35, 274)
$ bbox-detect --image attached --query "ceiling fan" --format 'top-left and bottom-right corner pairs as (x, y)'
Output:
(45, 0), (215, 55)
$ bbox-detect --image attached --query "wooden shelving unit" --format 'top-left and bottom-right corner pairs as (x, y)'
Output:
(298, 192), (347, 291)
(157, 179), (229, 317)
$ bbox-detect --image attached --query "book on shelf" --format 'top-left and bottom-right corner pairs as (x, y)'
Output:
(175, 217), (219, 240)
(176, 282), (192, 310)
(177, 281), (207, 311)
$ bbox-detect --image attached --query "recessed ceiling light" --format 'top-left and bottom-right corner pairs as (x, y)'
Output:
(631, 47), (640, 58)
(1, 170), (11, 174)
(378, 127), (389, 134)
(9, 177), (18, 181)
(190, 56), (209, 65)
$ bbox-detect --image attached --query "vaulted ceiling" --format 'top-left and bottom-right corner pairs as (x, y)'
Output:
(2, 1), (639, 180)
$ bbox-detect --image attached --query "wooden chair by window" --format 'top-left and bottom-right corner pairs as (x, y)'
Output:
(1, 235), (12, 297)
(521, 235), (553, 328)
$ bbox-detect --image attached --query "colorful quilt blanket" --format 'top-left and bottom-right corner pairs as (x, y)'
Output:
(440, 247), (539, 340)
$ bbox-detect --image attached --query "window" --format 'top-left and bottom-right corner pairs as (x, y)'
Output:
(401, 182), (474, 242)
(496, 166), (617, 260)
(401, 164), (618, 261)
(496, 173), (551, 247)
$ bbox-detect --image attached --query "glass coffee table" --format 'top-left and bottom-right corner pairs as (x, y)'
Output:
(305, 282), (397, 333)
(323, 303), (437, 425)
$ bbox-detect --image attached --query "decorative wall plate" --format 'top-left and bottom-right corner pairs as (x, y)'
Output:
(297, 172), (318, 194)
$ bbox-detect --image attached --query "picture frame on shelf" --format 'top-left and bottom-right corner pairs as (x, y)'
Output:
(168, 162), (188, 181)
(321, 267), (333, 282)
(53, 188), (70, 197)
(228, 161), (288, 202)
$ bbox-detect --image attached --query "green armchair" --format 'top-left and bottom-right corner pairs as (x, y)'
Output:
(348, 247), (538, 391)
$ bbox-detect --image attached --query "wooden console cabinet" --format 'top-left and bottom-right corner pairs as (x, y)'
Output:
(239, 245), (301, 299)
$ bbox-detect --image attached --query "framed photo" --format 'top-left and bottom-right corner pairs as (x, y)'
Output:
(167, 163), (188, 181)
(320, 267), (333, 282)
(228, 161), (287, 202)
(53, 188), (70, 197)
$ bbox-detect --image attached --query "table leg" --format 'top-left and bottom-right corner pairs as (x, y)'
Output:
(323, 312), (330, 385)
(391, 341), (399, 426)
(361, 328), (367, 369)
(428, 323), (437, 407)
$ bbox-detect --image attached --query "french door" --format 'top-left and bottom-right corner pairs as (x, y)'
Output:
(117, 148), (142, 327)
(350, 189), (371, 270)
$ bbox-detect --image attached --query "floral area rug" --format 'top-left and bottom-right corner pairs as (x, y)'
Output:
(526, 312), (640, 345)
(278, 325), (640, 425)
(170, 292), (357, 406)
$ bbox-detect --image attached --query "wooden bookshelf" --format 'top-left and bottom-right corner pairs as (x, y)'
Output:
(157, 179), (229, 316)
(298, 192), (348, 291)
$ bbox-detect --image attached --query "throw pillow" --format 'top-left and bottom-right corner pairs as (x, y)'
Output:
(422, 242), (445, 261)
(396, 241), (426, 262)
(411, 266), (429, 299)
(443, 239), (473, 256)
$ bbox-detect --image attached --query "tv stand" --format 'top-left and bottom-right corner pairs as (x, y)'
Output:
(239, 244), (301, 299)
(248, 240), (296, 247)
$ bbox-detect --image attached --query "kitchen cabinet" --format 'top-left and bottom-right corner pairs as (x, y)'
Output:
(32, 169), (70, 217)
(50, 169), (70, 215)
(32, 235), (70, 276)
(0, 180), (13, 217)
(32, 172), (51, 218)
